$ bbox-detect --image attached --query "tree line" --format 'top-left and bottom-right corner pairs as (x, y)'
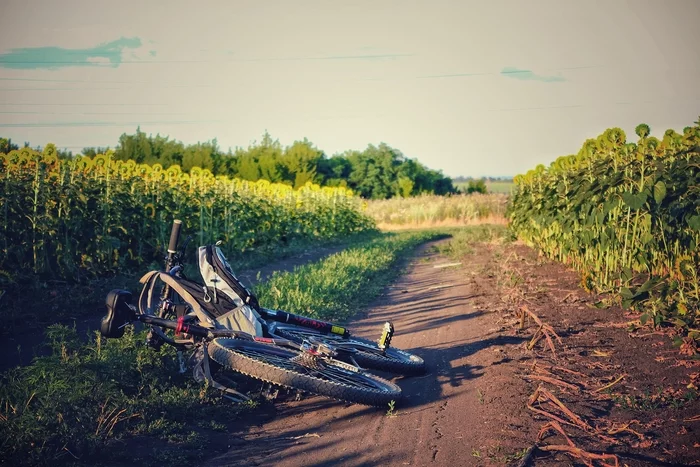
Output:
(1, 129), (457, 199)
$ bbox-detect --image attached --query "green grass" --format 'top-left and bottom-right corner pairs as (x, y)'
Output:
(610, 386), (698, 412)
(484, 180), (514, 194)
(0, 324), (250, 467)
(0, 229), (443, 466)
(254, 230), (445, 322)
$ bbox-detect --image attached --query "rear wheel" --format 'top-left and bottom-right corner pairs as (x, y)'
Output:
(270, 324), (426, 375)
(207, 338), (402, 407)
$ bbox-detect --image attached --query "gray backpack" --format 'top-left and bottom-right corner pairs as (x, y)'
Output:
(197, 244), (264, 337)
(138, 244), (264, 337)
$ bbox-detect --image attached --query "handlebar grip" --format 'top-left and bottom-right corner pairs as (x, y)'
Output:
(168, 219), (182, 253)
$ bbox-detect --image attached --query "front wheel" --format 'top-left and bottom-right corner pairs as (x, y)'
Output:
(207, 338), (402, 407)
(269, 324), (426, 375)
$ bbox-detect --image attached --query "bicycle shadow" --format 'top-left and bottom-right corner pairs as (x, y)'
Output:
(204, 330), (527, 467)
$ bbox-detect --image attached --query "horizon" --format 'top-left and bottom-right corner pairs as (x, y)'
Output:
(1, 0), (699, 178)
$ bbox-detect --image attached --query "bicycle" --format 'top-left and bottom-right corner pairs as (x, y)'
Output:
(193, 237), (426, 376)
(100, 219), (402, 407)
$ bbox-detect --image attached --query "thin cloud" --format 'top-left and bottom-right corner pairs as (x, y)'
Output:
(417, 72), (492, 79)
(239, 53), (413, 62)
(488, 104), (583, 111)
(0, 37), (142, 69)
(501, 66), (565, 82)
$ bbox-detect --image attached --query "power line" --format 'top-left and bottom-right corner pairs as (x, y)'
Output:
(0, 119), (222, 128)
(0, 111), (186, 116)
(0, 103), (169, 106)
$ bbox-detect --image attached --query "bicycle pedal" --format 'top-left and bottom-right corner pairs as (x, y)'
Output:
(145, 329), (163, 350)
(378, 321), (394, 351)
(262, 385), (279, 401)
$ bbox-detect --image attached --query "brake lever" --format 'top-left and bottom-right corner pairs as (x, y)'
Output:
(178, 235), (193, 262)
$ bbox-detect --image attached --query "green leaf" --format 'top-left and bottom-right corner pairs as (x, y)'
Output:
(620, 191), (647, 210)
(637, 277), (660, 293)
(619, 287), (633, 299)
(640, 313), (650, 325)
(620, 267), (633, 282)
(688, 215), (700, 231)
(671, 318), (688, 329)
(653, 180), (666, 204)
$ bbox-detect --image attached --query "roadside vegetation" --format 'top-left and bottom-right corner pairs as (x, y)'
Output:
(256, 230), (445, 321)
(508, 118), (700, 339)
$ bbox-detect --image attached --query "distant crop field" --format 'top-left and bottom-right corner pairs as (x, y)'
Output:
(364, 193), (508, 230)
(484, 181), (514, 194)
(454, 180), (514, 194)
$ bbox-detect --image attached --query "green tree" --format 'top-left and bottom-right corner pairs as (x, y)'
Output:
(0, 137), (19, 153)
(465, 179), (487, 194)
(283, 138), (323, 188)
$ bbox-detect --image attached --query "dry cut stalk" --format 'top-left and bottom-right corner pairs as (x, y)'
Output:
(594, 375), (626, 393)
(527, 386), (619, 444)
(521, 306), (563, 358)
(522, 374), (581, 392)
(537, 421), (620, 467)
(604, 420), (646, 440)
(528, 386), (592, 431)
(538, 445), (619, 467)
(537, 365), (592, 388)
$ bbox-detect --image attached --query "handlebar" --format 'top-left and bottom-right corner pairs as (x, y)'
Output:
(168, 219), (182, 254)
(161, 219), (183, 301)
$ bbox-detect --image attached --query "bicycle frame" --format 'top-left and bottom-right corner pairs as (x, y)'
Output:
(136, 222), (354, 362)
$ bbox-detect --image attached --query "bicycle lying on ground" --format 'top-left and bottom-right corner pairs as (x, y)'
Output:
(100, 219), (424, 407)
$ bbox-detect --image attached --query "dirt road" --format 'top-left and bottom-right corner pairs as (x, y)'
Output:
(202, 239), (540, 466)
(201, 238), (700, 467)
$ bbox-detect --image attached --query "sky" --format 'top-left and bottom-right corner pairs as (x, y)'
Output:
(0, 0), (699, 178)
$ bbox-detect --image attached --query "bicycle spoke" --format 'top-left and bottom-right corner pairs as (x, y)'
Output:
(232, 347), (384, 391)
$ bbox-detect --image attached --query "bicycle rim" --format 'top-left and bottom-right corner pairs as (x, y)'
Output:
(270, 324), (426, 375)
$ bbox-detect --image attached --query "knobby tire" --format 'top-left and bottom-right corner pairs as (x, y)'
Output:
(207, 338), (402, 407)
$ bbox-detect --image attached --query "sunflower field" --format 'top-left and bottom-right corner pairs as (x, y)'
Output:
(0, 147), (375, 282)
(507, 119), (700, 333)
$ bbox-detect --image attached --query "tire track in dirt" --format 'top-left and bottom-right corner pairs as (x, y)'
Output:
(202, 239), (539, 467)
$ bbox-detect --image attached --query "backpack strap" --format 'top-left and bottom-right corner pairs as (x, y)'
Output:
(138, 270), (218, 329)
